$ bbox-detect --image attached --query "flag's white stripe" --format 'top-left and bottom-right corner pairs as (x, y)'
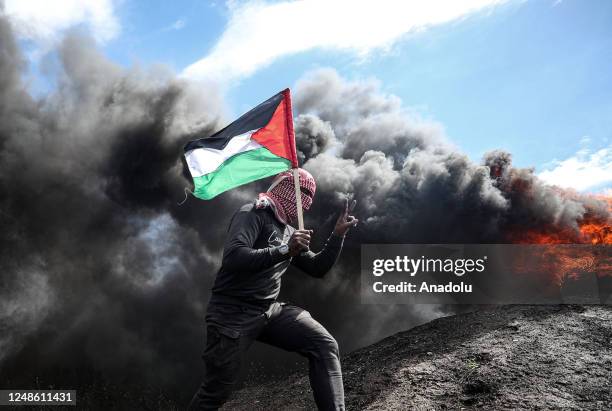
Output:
(185, 130), (263, 177)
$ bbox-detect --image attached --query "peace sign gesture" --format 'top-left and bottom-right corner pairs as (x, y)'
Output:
(333, 198), (358, 237)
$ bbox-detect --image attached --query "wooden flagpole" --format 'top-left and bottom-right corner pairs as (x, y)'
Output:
(293, 168), (304, 230)
(282, 88), (304, 231)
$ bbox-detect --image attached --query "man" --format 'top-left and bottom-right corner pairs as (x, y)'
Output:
(189, 168), (357, 410)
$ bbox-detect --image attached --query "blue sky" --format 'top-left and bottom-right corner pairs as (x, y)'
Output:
(4, 0), (611, 192)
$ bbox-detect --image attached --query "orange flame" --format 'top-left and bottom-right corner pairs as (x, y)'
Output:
(508, 195), (611, 290)
(580, 221), (612, 245)
(509, 195), (612, 245)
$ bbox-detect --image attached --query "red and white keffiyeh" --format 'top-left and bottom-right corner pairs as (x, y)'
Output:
(255, 169), (316, 225)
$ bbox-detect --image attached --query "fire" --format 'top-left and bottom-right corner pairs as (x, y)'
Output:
(539, 246), (610, 286)
(580, 221), (612, 245)
(507, 195), (611, 290)
(579, 195), (612, 244)
(488, 162), (611, 296)
(513, 220), (612, 245)
(509, 195), (612, 245)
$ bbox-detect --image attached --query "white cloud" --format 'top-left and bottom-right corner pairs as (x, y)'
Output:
(183, 0), (507, 83)
(2, 0), (119, 44)
(539, 148), (612, 193)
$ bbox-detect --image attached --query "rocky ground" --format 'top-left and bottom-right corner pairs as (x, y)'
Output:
(224, 305), (612, 410)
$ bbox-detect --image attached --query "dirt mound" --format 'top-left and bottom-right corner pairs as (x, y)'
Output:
(224, 305), (612, 410)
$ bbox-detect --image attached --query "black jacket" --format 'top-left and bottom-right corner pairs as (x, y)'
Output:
(210, 203), (344, 305)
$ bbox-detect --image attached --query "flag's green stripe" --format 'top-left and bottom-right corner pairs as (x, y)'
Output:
(192, 147), (291, 200)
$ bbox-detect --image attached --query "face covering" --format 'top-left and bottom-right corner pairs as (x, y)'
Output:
(255, 168), (316, 225)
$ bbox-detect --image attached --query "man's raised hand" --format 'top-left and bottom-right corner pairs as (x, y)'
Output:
(333, 199), (359, 237)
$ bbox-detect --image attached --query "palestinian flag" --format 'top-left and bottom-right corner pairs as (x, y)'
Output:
(183, 89), (298, 200)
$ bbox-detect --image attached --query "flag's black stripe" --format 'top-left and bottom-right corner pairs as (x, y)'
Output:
(184, 91), (284, 152)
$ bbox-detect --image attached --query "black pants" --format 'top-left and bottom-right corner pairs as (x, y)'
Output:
(188, 301), (345, 410)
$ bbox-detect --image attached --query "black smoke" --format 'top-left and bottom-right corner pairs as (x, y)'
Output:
(0, 14), (231, 404)
(0, 15), (609, 407)
(295, 69), (609, 244)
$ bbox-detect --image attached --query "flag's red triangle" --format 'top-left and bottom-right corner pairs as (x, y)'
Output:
(251, 89), (298, 167)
